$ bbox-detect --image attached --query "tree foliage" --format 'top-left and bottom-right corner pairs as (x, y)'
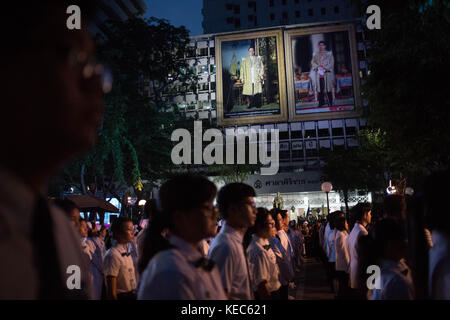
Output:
(49, 17), (195, 205)
(360, 0), (450, 181)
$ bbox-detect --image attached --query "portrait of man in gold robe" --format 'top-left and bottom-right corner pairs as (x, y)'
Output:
(240, 47), (265, 108)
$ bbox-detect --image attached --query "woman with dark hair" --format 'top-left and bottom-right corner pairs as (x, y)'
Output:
(246, 208), (281, 300)
(334, 213), (350, 299)
(137, 175), (227, 300)
(358, 218), (414, 300)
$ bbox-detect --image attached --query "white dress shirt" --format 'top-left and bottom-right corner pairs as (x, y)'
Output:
(269, 232), (295, 285)
(87, 237), (104, 300)
(103, 244), (137, 294)
(334, 230), (350, 273)
(428, 230), (450, 299)
(208, 222), (252, 300)
(138, 235), (227, 300)
(247, 235), (281, 293)
(327, 229), (336, 263)
(323, 222), (331, 252)
(0, 167), (92, 299)
(370, 259), (414, 300)
(347, 222), (368, 289)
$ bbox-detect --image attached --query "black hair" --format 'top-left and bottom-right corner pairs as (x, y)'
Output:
(53, 198), (79, 214)
(328, 210), (343, 230)
(318, 40), (326, 46)
(279, 210), (289, 220)
(350, 202), (372, 223)
(110, 217), (132, 240)
(138, 175), (217, 274)
(334, 214), (347, 231)
(217, 183), (256, 219)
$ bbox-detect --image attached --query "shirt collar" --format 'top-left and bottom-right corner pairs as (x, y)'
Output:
(222, 222), (244, 244)
(169, 234), (203, 262)
(252, 234), (269, 247)
(113, 243), (129, 255)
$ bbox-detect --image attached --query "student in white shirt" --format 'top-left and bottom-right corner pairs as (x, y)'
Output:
(334, 214), (350, 299)
(138, 175), (227, 300)
(269, 210), (295, 299)
(347, 202), (372, 290)
(246, 208), (281, 300)
(208, 183), (257, 300)
(87, 226), (105, 300)
(104, 217), (137, 300)
(326, 211), (339, 293)
(359, 218), (414, 300)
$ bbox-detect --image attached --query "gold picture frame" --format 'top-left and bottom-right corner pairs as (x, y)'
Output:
(216, 29), (288, 126)
(284, 24), (361, 121)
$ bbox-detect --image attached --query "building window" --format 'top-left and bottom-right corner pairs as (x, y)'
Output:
(295, 0), (299, 3)
(270, 13), (275, 20)
(334, 6), (340, 14)
(248, 15), (253, 21)
(321, 8), (326, 15)
(282, 0), (287, 5)
(269, 0), (274, 7)
(308, 9), (313, 16)
(226, 3), (232, 10)
(295, 10), (300, 18)
(234, 5), (240, 14)
(226, 17), (233, 24)
(248, 1), (256, 11)
(234, 19), (240, 28)
(282, 12), (288, 19)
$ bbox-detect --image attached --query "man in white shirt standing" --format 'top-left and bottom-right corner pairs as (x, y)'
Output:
(104, 217), (137, 300)
(347, 203), (372, 292)
(269, 210), (295, 299)
(208, 183), (257, 300)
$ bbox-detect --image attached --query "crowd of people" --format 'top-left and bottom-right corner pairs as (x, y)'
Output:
(48, 170), (450, 301)
(0, 1), (448, 301)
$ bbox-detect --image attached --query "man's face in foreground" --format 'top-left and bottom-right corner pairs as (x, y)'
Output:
(2, 4), (104, 160)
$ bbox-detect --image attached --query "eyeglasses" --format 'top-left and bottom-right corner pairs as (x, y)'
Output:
(241, 201), (256, 209)
(198, 205), (219, 219)
(33, 43), (113, 94)
(67, 48), (113, 94)
(265, 222), (275, 227)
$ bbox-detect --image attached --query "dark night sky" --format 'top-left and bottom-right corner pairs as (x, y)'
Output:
(144, 0), (204, 36)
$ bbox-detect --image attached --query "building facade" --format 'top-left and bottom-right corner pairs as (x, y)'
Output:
(89, 0), (147, 40)
(149, 18), (371, 220)
(202, 0), (357, 34)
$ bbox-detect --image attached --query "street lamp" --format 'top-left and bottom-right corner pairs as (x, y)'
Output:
(321, 182), (333, 216)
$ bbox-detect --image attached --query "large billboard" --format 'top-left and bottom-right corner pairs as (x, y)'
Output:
(216, 30), (288, 126)
(284, 24), (361, 121)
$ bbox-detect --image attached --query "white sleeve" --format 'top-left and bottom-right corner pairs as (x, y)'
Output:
(103, 253), (120, 277)
(208, 243), (234, 295)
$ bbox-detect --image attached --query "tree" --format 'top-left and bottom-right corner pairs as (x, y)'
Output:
(49, 17), (196, 214)
(360, 0), (450, 186)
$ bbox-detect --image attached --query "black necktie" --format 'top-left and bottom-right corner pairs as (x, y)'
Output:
(32, 196), (65, 299)
(194, 257), (215, 272)
(263, 244), (271, 251)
